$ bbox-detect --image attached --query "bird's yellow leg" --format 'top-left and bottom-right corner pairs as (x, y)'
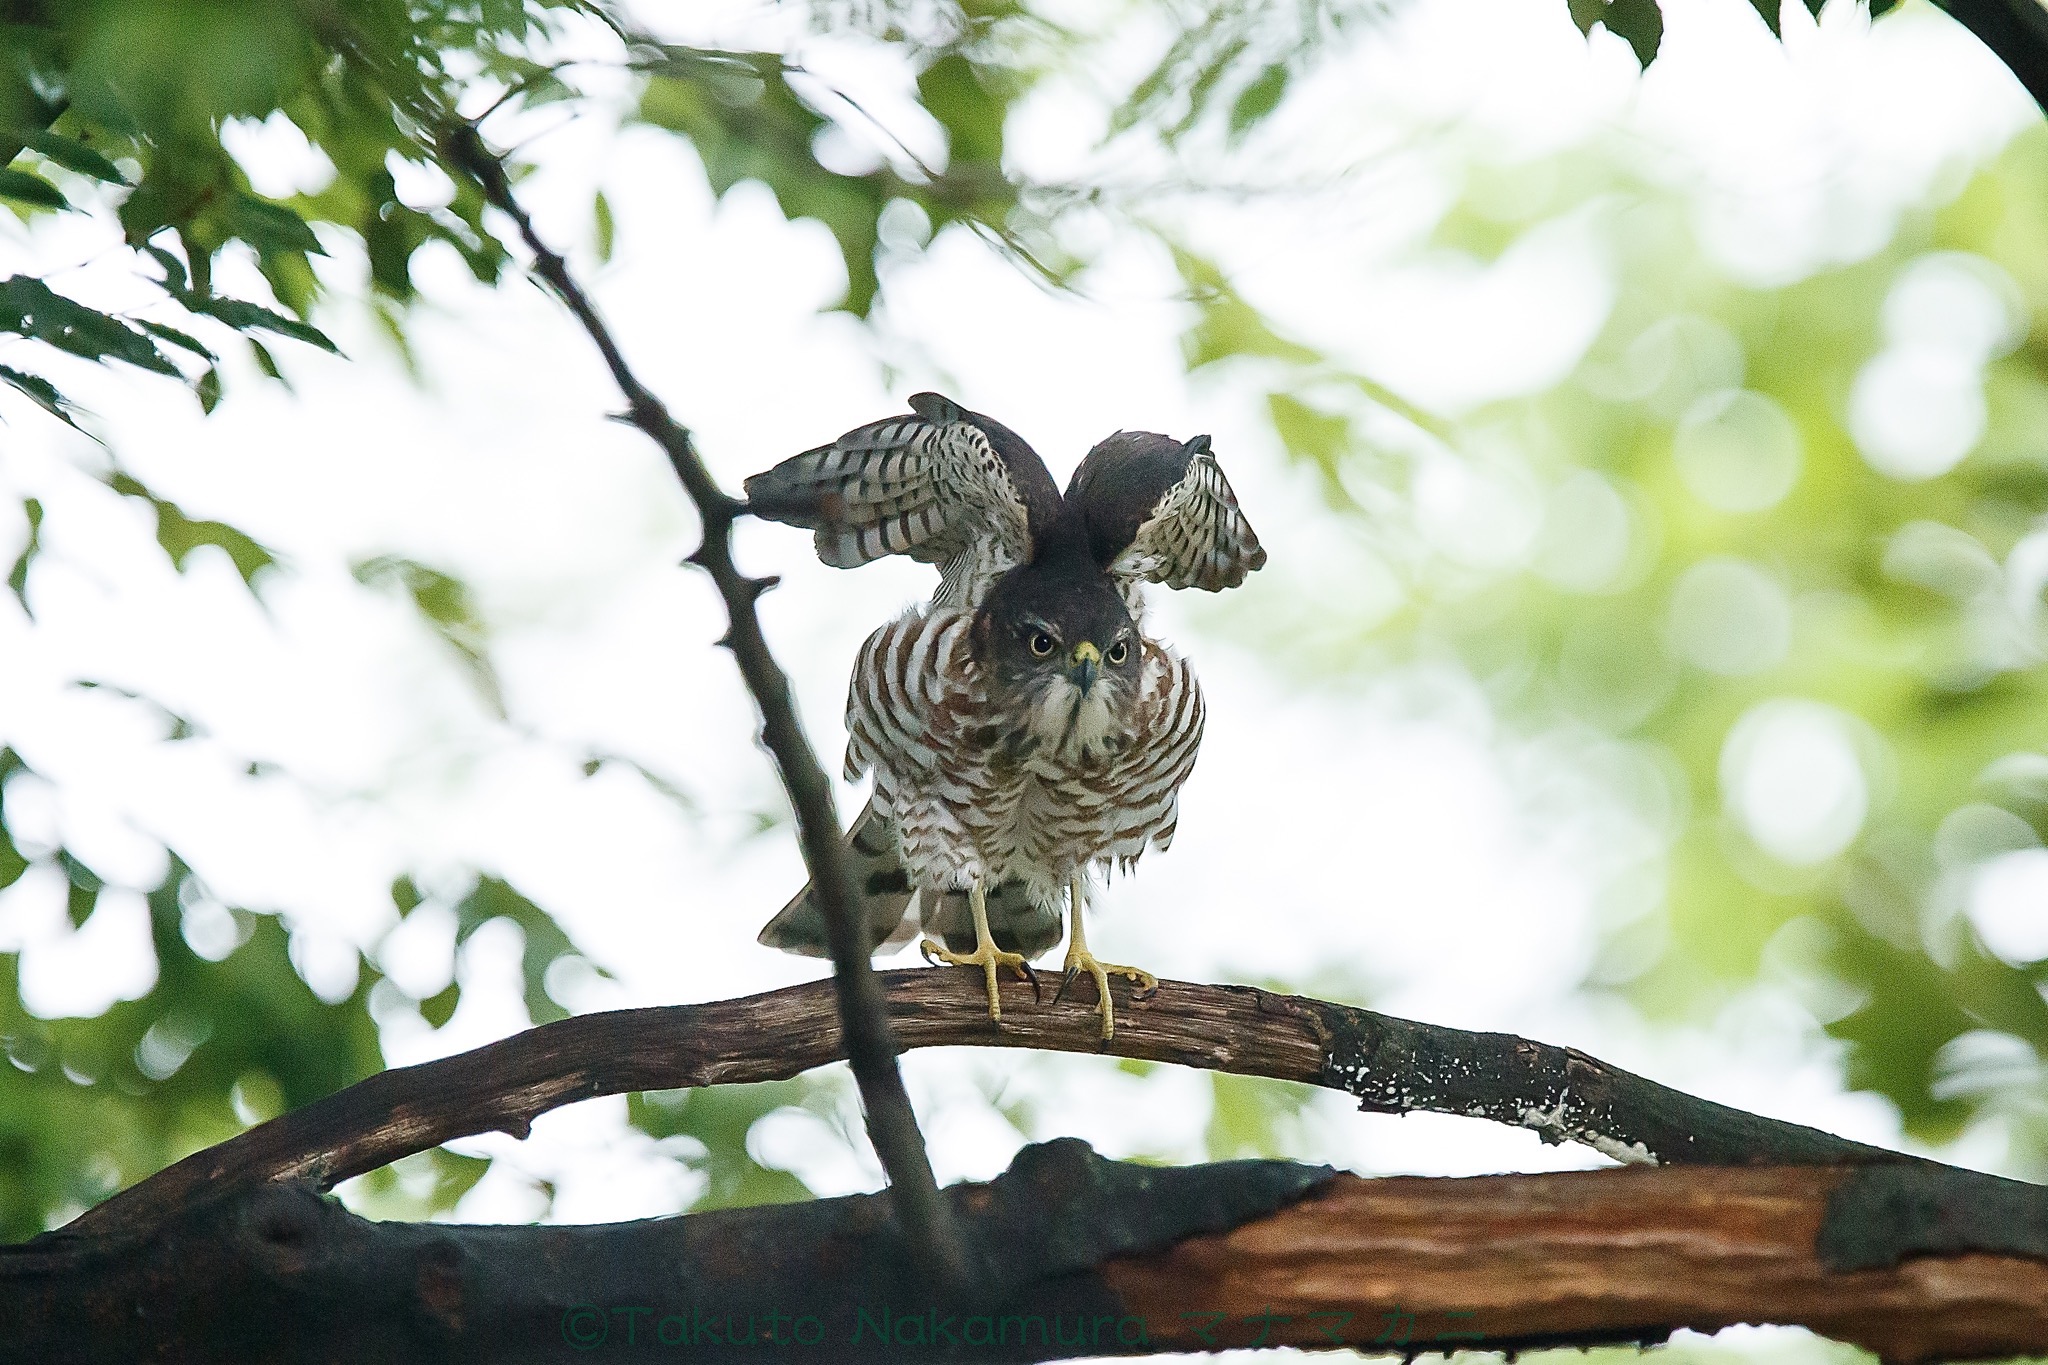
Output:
(919, 879), (1033, 1022)
(1059, 875), (1157, 1040)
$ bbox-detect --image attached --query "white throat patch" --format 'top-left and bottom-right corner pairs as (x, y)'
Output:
(1025, 675), (1127, 764)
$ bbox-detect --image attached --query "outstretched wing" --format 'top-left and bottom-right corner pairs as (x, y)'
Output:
(743, 392), (1062, 605)
(1065, 431), (1267, 593)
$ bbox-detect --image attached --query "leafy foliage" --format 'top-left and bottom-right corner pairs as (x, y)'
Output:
(1111, 0), (1376, 150)
(1191, 116), (2048, 1167)
(449, 874), (611, 1027)
(0, 0), (1043, 1242)
(1569, 0), (1901, 67)
(630, 37), (1038, 314)
(630, 1080), (823, 1210)
(107, 472), (276, 585)
(0, 831), (385, 1240)
(352, 555), (501, 715)
(0, 0), (1060, 422)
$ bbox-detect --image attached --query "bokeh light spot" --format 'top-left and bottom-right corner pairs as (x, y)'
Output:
(1721, 700), (1869, 866)
(1617, 314), (1745, 418)
(1672, 388), (1802, 513)
(1415, 451), (1543, 569)
(1665, 556), (1791, 675)
(1533, 470), (1634, 592)
(1880, 251), (2024, 360)
(1849, 346), (1986, 481)
(1967, 847), (2048, 965)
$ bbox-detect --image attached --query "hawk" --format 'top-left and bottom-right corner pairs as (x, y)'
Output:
(747, 392), (1265, 1036)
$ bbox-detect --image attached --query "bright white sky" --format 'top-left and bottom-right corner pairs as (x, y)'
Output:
(0, 1), (2035, 1339)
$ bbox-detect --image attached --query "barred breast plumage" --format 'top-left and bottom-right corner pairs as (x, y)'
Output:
(749, 392), (1260, 1035)
(846, 606), (1204, 913)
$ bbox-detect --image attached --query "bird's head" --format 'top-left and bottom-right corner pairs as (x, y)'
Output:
(974, 558), (1143, 762)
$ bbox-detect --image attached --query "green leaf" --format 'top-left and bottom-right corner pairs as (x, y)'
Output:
(7, 498), (42, 614)
(1571, 0), (1665, 66)
(176, 292), (338, 353)
(0, 366), (84, 433)
(0, 275), (178, 375)
(1267, 392), (1349, 470)
(593, 190), (615, 264)
(1172, 33), (1251, 143)
(247, 338), (290, 390)
(631, 55), (937, 317)
(0, 749), (26, 891)
(1228, 63), (1289, 142)
(58, 851), (104, 930)
(1173, 250), (1321, 370)
(195, 366), (221, 414)
(1741, 0), (1825, 37)
(391, 876), (423, 916)
(351, 555), (501, 714)
(143, 244), (190, 294)
(60, 852), (103, 895)
(158, 512), (274, 584)
(0, 169), (66, 210)
(106, 472), (277, 587)
(16, 130), (130, 185)
(220, 194), (325, 259)
(136, 319), (217, 362)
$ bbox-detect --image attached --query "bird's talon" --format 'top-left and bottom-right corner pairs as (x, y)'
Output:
(920, 936), (1031, 1024)
(1060, 946), (1154, 1040)
(1052, 967), (1079, 1007)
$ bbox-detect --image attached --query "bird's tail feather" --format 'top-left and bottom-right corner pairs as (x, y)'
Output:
(756, 804), (1064, 961)
(756, 803), (911, 957)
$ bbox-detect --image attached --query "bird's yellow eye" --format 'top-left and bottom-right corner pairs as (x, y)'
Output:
(1106, 639), (1130, 665)
(1029, 631), (1056, 657)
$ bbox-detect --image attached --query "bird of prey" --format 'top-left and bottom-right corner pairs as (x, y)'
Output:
(747, 392), (1265, 1037)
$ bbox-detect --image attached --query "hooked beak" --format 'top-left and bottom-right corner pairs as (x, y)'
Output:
(1068, 641), (1101, 695)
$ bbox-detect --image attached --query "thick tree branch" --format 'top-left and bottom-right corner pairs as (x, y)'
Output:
(69, 971), (1945, 1246)
(11, 1141), (2047, 1363)
(432, 123), (965, 1287)
(1936, 0), (2048, 112)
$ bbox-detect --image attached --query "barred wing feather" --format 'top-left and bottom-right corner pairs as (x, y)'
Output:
(1066, 432), (1267, 594)
(743, 392), (1060, 605)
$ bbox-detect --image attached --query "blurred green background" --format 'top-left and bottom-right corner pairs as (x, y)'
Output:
(1, 5), (2044, 1359)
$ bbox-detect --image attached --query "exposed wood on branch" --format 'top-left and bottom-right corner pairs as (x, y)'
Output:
(71, 971), (1925, 1244)
(1105, 1161), (2048, 1362)
(11, 1142), (2046, 1363)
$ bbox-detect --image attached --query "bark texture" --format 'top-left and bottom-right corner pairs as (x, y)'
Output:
(70, 971), (1912, 1243)
(10, 1142), (2046, 1363)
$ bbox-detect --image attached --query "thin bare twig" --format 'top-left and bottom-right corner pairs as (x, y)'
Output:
(431, 121), (969, 1291)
